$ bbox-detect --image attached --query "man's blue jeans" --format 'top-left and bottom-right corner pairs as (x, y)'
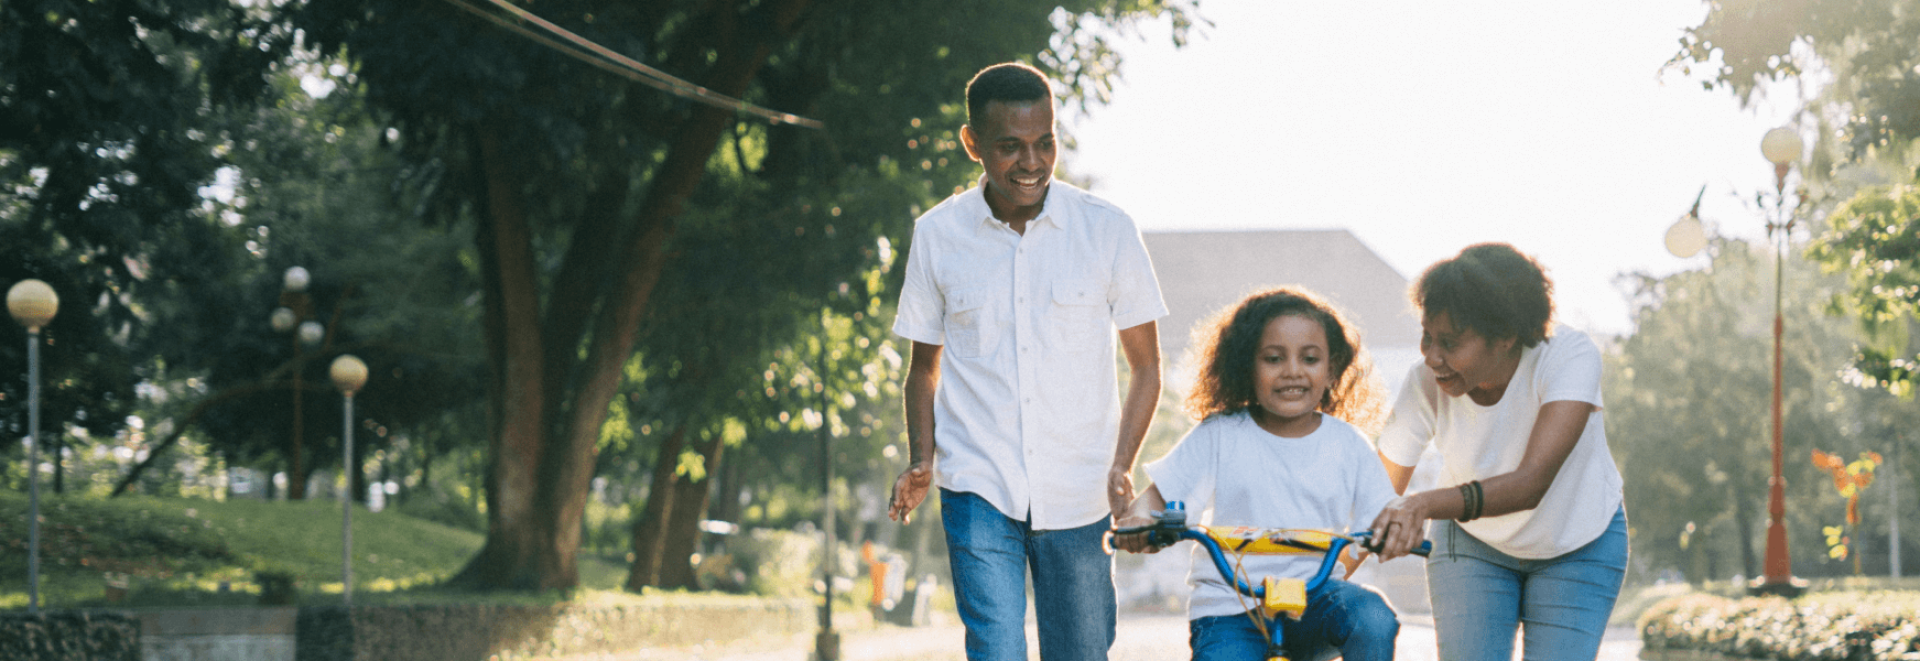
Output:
(1187, 579), (1399, 661)
(941, 488), (1116, 661)
(1426, 506), (1628, 661)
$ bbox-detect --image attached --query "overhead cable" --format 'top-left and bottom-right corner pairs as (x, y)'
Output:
(440, 0), (823, 129)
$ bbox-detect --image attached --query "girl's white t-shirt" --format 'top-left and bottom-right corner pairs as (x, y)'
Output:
(1376, 325), (1624, 559)
(1145, 412), (1397, 620)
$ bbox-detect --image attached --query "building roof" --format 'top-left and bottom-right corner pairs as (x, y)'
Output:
(1144, 229), (1420, 380)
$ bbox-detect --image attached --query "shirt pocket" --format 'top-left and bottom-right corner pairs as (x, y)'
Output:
(944, 284), (996, 358)
(1049, 278), (1108, 352)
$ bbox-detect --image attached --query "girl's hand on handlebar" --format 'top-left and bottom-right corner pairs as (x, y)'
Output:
(1110, 514), (1160, 554)
(1368, 494), (1431, 561)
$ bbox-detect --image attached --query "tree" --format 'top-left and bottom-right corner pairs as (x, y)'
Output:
(1608, 236), (1887, 582)
(280, 0), (1200, 591)
(98, 58), (488, 502)
(1673, 0), (1920, 398)
(1, 0), (281, 490)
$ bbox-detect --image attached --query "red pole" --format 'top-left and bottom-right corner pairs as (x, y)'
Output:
(1763, 309), (1792, 584)
(1755, 185), (1802, 596)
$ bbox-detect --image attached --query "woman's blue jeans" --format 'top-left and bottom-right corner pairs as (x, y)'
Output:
(1188, 579), (1400, 661)
(940, 488), (1116, 661)
(1426, 506), (1628, 661)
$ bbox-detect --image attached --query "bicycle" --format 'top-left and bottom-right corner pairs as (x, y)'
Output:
(1108, 501), (1432, 661)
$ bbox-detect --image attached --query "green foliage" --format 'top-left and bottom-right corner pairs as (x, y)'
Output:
(1607, 237), (1916, 584)
(1, 0), (281, 451)
(1677, 0), (1920, 402)
(1670, 0), (1920, 158)
(1810, 182), (1920, 398)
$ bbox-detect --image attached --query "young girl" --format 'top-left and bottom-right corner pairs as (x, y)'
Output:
(1115, 286), (1401, 661)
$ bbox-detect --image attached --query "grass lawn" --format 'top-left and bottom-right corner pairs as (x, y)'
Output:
(0, 490), (633, 609)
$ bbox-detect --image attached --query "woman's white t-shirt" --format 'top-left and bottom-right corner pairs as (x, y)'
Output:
(1376, 325), (1624, 559)
(1145, 412), (1397, 620)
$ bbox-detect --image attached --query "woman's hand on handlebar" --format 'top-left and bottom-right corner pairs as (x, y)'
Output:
(1368, 494), (1433, 561)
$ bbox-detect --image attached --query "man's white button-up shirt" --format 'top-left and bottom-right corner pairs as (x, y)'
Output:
(892, 180), (1167, 530)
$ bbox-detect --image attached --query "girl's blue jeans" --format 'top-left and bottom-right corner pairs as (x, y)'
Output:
(1187, 579), (1399, 661)
(1426, 506), (1628, 661)
(940, 488), (1116, 661)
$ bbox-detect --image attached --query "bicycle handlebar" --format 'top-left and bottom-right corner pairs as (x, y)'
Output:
(1109, 502), (1431, 601)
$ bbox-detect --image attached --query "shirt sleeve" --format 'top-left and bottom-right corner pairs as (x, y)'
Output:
(1107, 216), (1168, 331)
(891, 220), (945, 345)
(1144, 420), (1216, 516)
(1375, 361), (1437, 467)
(1536, 328), (1604, 409)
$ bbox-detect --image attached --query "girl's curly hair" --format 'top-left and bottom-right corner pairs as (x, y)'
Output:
(1184, 286), (1388, 436)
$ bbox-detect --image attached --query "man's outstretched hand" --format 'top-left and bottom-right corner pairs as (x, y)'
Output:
(888, 462), (933, 524)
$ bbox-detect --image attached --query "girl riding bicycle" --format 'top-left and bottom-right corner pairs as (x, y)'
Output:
(1114, 286), (1403, 661)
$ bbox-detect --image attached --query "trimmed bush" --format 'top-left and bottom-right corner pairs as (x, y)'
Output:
(1639, 591), (1920, 660)
(296, 597), (813, 661)
(0, 611), (140, 661)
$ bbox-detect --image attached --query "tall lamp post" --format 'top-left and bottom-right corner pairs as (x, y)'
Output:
(271, 266), (325, 500)
(331, 354), (368, 607)
(815, 317), (839, 661)
(9, 279), (59, 613)
(1754, 126), (1808, 597)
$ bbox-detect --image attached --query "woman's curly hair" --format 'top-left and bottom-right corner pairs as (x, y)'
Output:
(1412, 242), (1555, 349)
(1184, 286), (1388, 436)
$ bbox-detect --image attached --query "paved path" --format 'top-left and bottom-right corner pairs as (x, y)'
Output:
(587, 611), (1645, 661)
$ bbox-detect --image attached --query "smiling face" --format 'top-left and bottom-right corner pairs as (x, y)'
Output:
(960, 99), (1056, 224)
(1420, 311), (1521, 404)
(1250, 314), (1331, 437)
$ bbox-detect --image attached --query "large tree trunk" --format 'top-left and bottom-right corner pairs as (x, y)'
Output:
(449, 123), (553, 590)
(451, 0), (813, 592)
(625, 426), (688, 590)
(657, 435), (726, 590)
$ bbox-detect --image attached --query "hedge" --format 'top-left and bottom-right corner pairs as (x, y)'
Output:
(1639, 592), (1920, 660)
(0, 611), (141, 661)
(296, 598), (814, 661)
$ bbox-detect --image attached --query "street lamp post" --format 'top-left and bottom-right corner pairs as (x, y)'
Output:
(815, 319), (839, 661)
(1754, 126), (1807, 597)
(9, 279), (59, 613)
(331, 354), (368, 607)
(272, 266), (325, 500)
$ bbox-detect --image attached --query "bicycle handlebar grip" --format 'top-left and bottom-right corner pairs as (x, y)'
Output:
(1413, 540), (1433, 557)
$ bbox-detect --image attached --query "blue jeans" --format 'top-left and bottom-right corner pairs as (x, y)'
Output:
(1426, 506), (1628, 661)
(1188, 579), (1399, 661)
(941, 488), (1116, 661)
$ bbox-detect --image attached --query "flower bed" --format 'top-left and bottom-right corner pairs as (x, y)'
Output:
(1639, 591), (1920, 660)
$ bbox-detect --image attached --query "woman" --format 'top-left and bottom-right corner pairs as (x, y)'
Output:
(1367, 243), (1627, 660)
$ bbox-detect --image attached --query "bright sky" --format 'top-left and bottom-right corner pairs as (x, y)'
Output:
(1063, 0), (1807, 337)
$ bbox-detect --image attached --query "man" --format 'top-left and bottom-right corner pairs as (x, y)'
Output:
(886, 61), (1166, 661)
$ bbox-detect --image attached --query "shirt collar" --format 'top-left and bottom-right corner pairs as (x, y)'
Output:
(970, 176), (1069, 231)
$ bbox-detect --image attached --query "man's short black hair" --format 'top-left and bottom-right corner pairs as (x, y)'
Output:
(966, 62), (1052, 128)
